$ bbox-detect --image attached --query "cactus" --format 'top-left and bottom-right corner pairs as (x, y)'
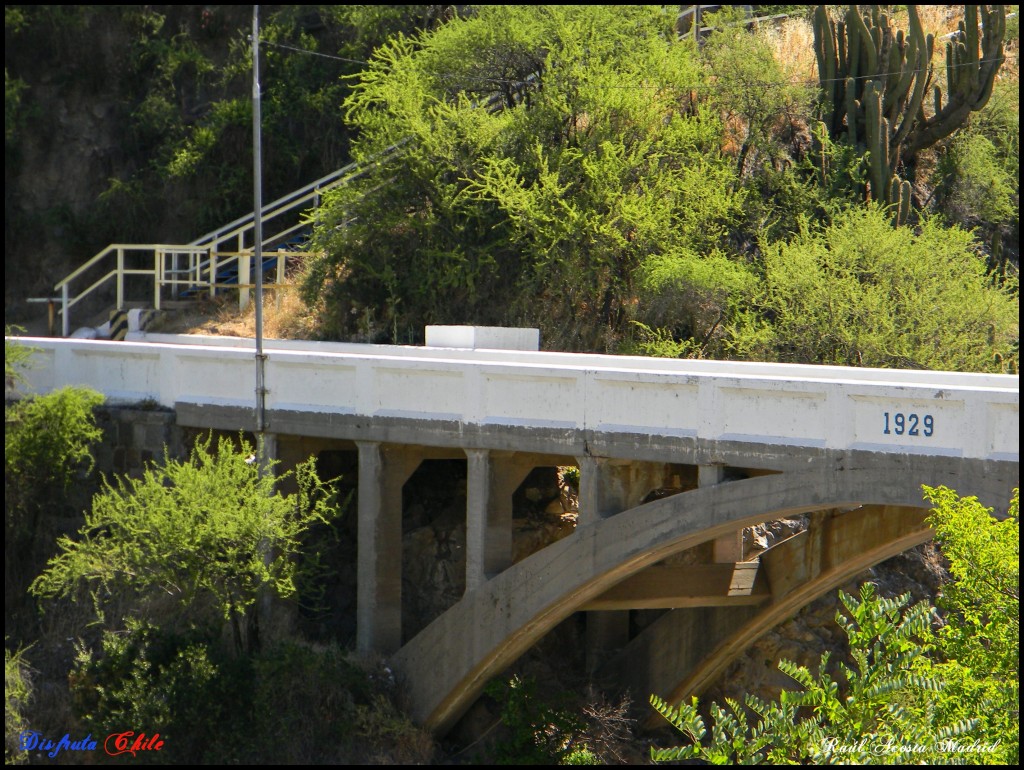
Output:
(812, 5), (1006, 210)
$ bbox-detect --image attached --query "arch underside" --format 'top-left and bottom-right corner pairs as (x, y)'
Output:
(389, 455), (1018, 735)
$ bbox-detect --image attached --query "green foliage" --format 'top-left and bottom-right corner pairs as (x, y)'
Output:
(4, 327), (34, 387)
(937, 133), (1018, 227)
(70, 623), (424, 764)
(4, 646), (32, 765)
(925, 486), (1019, 673)
(486, 675), (589, 765)
(728, 205), (1019, 371)
(30, 434), (341, 650)
(651, 584), (983, 764)
(5, 386), (105, 592)
(71, 620), (233, 763)
(633, 248), (756, 356)
(699, 7), (814, 178)
(627, 322), (705, 359)
(5, 387), (104, 491)
(922, 486), (1019, 764)
(4, 69), (28, 147)
(934, 78), (1019, 245)
(306, 5), (746, 351)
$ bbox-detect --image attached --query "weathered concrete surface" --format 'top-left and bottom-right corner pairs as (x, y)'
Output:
(595, 504), (932, 730)
(388, 458), (1017, 735)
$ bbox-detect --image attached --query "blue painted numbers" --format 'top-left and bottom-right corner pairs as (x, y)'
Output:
(883, 412), (933, 437)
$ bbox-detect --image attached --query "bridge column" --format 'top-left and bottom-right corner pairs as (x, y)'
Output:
(464, 450), (535, 592)
(356, 441), (420, 656)
(575, 456), (644, 525)
(577, 456), (678, 671)
(576, 457), (632, 670)
(702, 465), (744, 562)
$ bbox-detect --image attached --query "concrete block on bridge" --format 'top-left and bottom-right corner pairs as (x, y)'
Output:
(425, 325), (539, 351)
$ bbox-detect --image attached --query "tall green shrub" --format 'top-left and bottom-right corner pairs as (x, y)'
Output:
(5, 385), (105, 598)
(728, 205), (1019, 372)
(30, 434), (341, 652)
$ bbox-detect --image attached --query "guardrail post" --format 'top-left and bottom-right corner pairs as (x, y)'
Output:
(239, 250), (251, 311)
(171, 250), (179, 299)
(209, 244), (219, 299)
(154, 249), (162, 310)
(61, 284), (69, 337)
(116, 248), (125, 309)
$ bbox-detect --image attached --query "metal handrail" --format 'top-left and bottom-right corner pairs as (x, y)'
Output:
(50, 139), (414, 336)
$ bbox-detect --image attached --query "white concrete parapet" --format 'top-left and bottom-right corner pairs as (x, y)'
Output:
(6, 335), (1019, 463)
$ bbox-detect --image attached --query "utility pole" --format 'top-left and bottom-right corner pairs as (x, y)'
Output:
(252, 5), (267, 445)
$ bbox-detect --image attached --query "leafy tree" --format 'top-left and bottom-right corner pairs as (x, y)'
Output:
(304, 5), (747, 351)
(698, 6), (814, 179)
(727, 205), (1019, 372)
(30, 434), (341, 653)
(923, 485), (1019, 764)
(5, 385), (105, 600)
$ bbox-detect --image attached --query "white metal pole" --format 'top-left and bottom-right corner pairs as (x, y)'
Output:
(253, 5), (267, 438)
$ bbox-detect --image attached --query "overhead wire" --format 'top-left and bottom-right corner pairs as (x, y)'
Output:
(258, 31), (1010, 96)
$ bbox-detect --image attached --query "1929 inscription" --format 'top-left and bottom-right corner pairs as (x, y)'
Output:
(883, 412), (933, 437)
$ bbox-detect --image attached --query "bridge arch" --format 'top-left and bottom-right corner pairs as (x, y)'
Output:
(389, 458), (1016, 735)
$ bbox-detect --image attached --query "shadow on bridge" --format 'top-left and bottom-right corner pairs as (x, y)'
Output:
(389, 457), (1016, 735)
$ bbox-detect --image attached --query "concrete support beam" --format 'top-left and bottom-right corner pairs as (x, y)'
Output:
(702, 465), (744, 562)
(576, 456), (676, 670)
(356, 441), (421, 656)
(583, 562), (769, 610)
(464, 450), (535, 591)
(576, 457), (677, 526)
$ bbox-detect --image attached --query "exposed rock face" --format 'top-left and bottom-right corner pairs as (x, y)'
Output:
(401, 464), (577, 641)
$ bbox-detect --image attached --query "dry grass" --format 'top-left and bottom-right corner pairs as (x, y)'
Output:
(149, 284), (320, 340)
(763, 6), (1016, 117)
(761, 15), (818, 84)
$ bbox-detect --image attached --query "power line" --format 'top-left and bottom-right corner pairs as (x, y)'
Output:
(260, 36), (1006, 97)
(261, 40), (368, 66)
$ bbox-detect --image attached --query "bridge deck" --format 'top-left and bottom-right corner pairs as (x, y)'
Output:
(9, 334), (1019, 466)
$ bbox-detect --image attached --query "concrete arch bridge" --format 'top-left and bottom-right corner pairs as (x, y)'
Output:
(8, 328), (1018, 735)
